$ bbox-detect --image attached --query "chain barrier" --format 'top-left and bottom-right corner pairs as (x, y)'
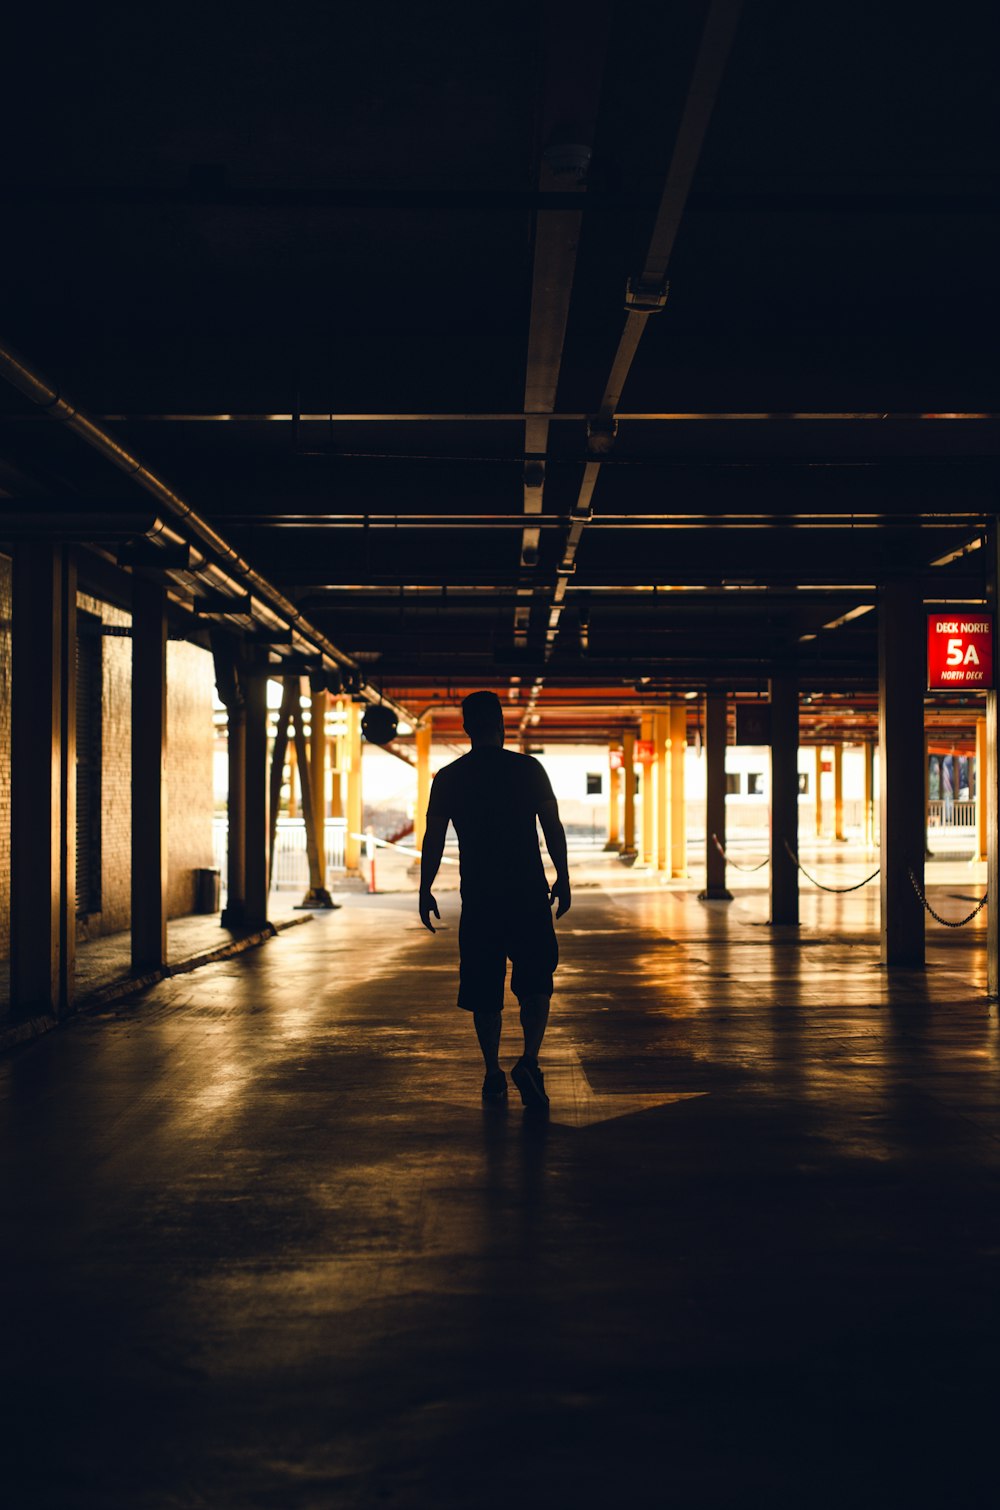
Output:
(711, 833), (769, 873)
(907, 866), (988, 927)
(783, 841), (880, 893)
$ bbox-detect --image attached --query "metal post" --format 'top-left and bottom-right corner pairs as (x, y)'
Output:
(606, 743), (621, 850)
(769, 671), (799, 926)
(879, 579), (925, 968)
(621, 727), (637, 862)
(330, 698), (345, 819)
(414, 719), (432, 851)
(293, 693), (336, 906)
(814, 745), (824, 837)
(131, 577), (168, 972)
(655, 711), (669, 872)
(243, 667), (270, 930)
(670, 703), (687, 878)
(310, 686), (328, 829)
(345, 701), (363, 874)
(834, 743), (845, 842)
(11, 541), (75, 1014)
(699, 692), (732, 900)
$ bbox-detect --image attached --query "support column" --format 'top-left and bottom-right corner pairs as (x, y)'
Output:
(986, 524), (1000, 994)
(222, 703), (246, 927)
(310, 686), (328, 829)
(286, 739), (298, 817)
(243, 667), (270, 930)
(639, 712), (654, 867)
(699, 692), (732, 900)
(293, 691), (335, 907)
(11, 542), (76, 1014)
(814, 746), (824, 837)
(834, 743), (845, 841)
(345, 701), (363, 875)
(670, 704), (687, 878)
(879, 579), (925, 968)
(330, 699), (345, 820)
(621, 727), (637, 862)
(655, 712), (669, 872)
(769, 671), (799, 926)
(414, 718), (432, 851)
(976, 716), (987, 864)
(605, 743), (621, 850)
(131, 577), (168, 972)
(863, 738), (876, 849)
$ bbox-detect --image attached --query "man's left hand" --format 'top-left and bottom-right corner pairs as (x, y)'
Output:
(549, 875), (571, 919)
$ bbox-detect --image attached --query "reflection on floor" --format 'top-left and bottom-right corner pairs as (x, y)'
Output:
(2, 851), (998, 1507)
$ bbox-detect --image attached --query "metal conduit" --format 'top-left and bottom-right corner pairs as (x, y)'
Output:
(0, 339), (411, 721)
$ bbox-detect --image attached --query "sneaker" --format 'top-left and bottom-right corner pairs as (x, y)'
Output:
(511, 1058), (549, 1114)
(482, 1069), (508, 1105)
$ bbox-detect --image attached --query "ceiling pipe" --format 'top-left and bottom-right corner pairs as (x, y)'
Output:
(0, 339), (411, 721)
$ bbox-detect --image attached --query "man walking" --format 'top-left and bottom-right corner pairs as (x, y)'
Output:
(418, 690), (571, 1112)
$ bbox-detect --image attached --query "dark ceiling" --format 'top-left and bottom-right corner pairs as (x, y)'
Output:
(1, 0), (998, 740)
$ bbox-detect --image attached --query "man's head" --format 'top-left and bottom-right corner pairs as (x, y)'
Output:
(462, 689), (505, 747)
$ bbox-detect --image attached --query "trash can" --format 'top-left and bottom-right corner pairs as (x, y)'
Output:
(194, 867), (221, 914)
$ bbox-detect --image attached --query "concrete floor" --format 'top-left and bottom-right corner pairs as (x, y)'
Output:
(2, 851), (999, 1507)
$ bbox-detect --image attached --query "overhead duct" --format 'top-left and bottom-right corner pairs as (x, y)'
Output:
(0, 339), (411, 722)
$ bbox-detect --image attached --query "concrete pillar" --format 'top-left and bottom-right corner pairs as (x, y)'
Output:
(621, 728), (637, 861)
(655, 712), (669, 872)
(131, 577), (168, 972)
(699, 692), (732, 900)
(879, 579), (925, 968)
(863, 738), (876, 849)
(243, 669), (270, 929)
(670, 704), (687, 878)
(345, 701), (363, 874)
(414, 719), (432, 851)
(769, 671), (799, 926)
(605, 744), (621, 850)
(11, 542), (76, 1014)
(976, 717), (987, 864)
(640, 712), (654, 867)
(834, 743), (845, 842)
(814, 746), (824, 837)
(330, 699), (345, 819)
(222, 704), (246, 927)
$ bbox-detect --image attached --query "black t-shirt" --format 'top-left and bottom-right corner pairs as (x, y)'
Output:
(426, 748), (555, 903)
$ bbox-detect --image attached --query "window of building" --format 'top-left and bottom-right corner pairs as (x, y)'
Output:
(747, 772), (765, 795)
(586, 772), (602, 796)
(798, 772), (810, 795)
(725, 772), (741, 795)
(76, 613), (103, 916)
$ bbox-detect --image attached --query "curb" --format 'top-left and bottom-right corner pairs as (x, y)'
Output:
(0, 914), (314, 1052)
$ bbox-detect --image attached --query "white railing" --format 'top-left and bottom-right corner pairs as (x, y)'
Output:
(212, 816), (347, 891)
(927, 799), (977, 828)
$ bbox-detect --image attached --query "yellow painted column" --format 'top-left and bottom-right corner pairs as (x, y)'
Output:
(345, 701), (363, 874)
(655, 712), (669, 871)
(670, 703), (687, 877)
(286, 740), (297, 817)
(330, 698), (345, 820)
(310, 687), (328, 823)
(834, 742), (845, 841)
(814, 746), (824, 837)
(976, 716), (987, 863)
(864, 738), (875, 848)
(640, 713), (654, 867)
(606, 744), (621, 850)
(414, 719), (432, 851)
(621, 728), (637, 859)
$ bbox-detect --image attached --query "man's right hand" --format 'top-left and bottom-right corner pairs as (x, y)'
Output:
(419, 890), (440, 933)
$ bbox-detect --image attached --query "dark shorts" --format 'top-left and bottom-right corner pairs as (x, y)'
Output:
(457, 898), (558, 1012)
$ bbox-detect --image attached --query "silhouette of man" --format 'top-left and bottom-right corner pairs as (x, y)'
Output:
(419, 690), (571, 1112)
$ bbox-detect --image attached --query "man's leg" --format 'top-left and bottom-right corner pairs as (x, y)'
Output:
(518, 993), (550, 1064)
(473, 1009), (502, 1074)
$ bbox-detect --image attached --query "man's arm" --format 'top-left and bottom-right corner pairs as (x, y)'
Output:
(418, 814), (449, 932)
(538, 798), (571, 917)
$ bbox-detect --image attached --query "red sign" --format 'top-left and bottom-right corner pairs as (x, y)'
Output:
(635, 740), (655, 764)
(927, 613), (993, 690)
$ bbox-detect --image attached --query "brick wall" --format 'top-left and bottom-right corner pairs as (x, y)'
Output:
(166, 640), (216, 917)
